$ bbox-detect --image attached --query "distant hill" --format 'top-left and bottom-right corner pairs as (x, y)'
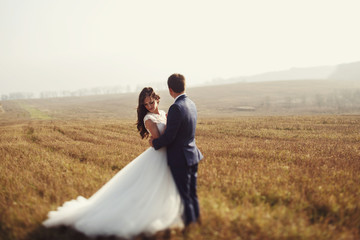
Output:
(328, 61), (360, 81)
(213, 65), (336, 84)
(1, 61), (360, 122)
(212, 60), (360, 84)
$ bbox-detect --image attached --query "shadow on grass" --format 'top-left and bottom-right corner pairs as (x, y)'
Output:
(25, 225), (174, 240)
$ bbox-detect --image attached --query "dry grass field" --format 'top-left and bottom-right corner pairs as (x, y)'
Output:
(1, 80), (360, 239)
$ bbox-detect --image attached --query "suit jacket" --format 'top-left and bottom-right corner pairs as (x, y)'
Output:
(153, 94), (203, 166)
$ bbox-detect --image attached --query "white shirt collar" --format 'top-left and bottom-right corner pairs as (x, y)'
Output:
(174, 93), (186, 102)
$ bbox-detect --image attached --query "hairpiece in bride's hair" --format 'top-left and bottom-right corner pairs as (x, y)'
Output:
(136, 87), (160, 139)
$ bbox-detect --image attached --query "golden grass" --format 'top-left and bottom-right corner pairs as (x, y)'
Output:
(0, 115), (359, 240)
(16, 102), (52, 120)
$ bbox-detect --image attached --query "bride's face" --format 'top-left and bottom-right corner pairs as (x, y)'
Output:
(143, 96), (158, 113)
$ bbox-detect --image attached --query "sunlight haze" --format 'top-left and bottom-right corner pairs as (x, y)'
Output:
(1, 0), (359, 96)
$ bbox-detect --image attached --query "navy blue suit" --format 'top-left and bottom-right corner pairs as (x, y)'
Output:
(153, 94), (203, 225)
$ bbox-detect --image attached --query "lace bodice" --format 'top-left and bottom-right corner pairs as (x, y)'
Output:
(143, 110), (167, 135)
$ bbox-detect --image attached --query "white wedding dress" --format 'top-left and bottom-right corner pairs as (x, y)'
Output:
(43, 110), (184, 238)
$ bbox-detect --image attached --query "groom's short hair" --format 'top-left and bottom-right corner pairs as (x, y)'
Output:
(168, 73), (185, 93)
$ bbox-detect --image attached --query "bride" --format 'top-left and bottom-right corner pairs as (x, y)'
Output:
(43, 87), (184, 238)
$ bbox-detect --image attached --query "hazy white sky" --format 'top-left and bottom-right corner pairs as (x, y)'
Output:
(1, 0), (359, 95)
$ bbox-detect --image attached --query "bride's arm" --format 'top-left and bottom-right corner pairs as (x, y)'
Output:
(144, 119), (161, 139)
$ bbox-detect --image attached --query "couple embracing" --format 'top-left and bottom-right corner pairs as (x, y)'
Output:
(43, 73), (203, 238)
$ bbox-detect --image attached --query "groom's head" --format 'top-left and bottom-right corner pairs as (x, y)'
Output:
(168, 73), (185, 97)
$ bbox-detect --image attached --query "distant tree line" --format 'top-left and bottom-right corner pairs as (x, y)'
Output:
(260, 89), (360, 111)
(1, 86), (132, 101)
(1, 92), (35, 101)
(314, 89), (360, 109)
(0, 82), (168, 101)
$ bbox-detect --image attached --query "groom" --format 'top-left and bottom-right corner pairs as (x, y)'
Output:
(150, 73), (203, 226)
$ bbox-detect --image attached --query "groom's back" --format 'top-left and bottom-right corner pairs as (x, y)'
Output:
(178, 96), (197, 142)
(175, 96), (202, 166)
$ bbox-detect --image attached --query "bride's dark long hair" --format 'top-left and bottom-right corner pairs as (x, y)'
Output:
(136, 87), (160, 139)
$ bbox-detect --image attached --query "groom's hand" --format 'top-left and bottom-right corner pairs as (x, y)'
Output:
(149, 137), (154, 147)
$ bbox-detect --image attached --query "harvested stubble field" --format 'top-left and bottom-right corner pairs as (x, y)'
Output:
(0, 114), (359, 240)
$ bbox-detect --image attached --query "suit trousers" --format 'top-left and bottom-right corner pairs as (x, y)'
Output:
(169, 163), (199, 226)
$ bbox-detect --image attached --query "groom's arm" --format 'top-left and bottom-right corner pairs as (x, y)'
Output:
(152, 104), (182, 150)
